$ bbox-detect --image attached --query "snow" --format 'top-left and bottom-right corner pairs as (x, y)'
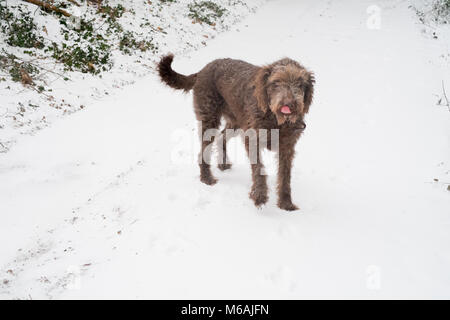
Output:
(0, 0), (263, 153)
(1, 0), (450, 299)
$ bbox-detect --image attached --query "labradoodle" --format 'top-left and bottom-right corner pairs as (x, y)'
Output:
(158, 54), (315, 211)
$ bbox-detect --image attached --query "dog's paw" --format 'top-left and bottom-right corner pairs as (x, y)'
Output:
(249, 190), (268, 208)
(200, 175), (218, 186)
(277, 201), (299, 211)
(217, 163), (232, 171)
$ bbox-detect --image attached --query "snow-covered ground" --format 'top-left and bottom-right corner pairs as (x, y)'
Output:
(1, 0), (449, 299)
(0, 0), (263, 153)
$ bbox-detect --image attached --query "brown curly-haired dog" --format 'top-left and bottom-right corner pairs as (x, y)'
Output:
(158, 54), (315, 211)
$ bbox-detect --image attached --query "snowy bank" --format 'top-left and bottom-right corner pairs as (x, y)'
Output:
(0, 0), (264, 153)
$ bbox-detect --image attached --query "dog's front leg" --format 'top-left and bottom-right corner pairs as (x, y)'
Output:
(277, 144), (298, 211)
(245, 136), (268, 207)
(249, 161), (268, 207)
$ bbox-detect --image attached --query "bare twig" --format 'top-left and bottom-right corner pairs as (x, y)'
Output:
(0, 142), (8, 153)
(441, 80), (450, 112)
(28, 61), (68, 79)
(28, 82), (53, 98)
(22, 0), (71, 17)
(1, 51), (69, 82)
(4, 0), (12, 29)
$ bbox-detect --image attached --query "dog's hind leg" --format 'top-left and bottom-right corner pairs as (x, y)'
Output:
(217, 122), (235, 171)
(194, 94), (222, 186)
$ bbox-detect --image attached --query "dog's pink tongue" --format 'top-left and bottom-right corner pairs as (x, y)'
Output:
(280, 106), (291, 114)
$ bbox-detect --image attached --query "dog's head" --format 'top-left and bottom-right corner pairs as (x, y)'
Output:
(253, 58), (315, 125)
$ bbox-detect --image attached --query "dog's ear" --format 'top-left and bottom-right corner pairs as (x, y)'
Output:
(253, 66), (271, 113)
(303, 71), (315, 113)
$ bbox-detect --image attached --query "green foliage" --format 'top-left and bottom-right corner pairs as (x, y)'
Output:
(119, 31), (157, 55)
(433, 0), (450, 22)
(45, 17), (112, 74)
(99, 3), (126, 19)
(415, 0), (450, 24)
(0, 51), (40, 83)
(0, 3), (44, 49)
(0, 0), (159, 80)
(47, 40), (112, 75)
(0, 2), (14, 22)
(98, 3), (127, 34)
(188, 1), (227, 25)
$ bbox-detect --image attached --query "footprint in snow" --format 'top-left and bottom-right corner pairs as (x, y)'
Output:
(264, 266), (297, 293)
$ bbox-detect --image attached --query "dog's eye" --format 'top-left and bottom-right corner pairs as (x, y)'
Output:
(295, 79), (305, 87)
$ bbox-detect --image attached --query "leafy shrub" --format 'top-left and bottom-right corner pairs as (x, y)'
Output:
(433, 0), (450, 23)
(97, 3), (127, 34)
(47, 18), (112, 74)
(0, 1), (158, 78)
(98, 3), (126, 19)
(47, 41), (111, 75)
(188, 1), (226, 25)
(0, 3), (44, 48)
(119, 31), (157, 55)
(415, 0), (450, 24)
(0, 51), (40, 83)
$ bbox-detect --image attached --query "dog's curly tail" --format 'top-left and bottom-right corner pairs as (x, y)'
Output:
(157, 54), (197, 92)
